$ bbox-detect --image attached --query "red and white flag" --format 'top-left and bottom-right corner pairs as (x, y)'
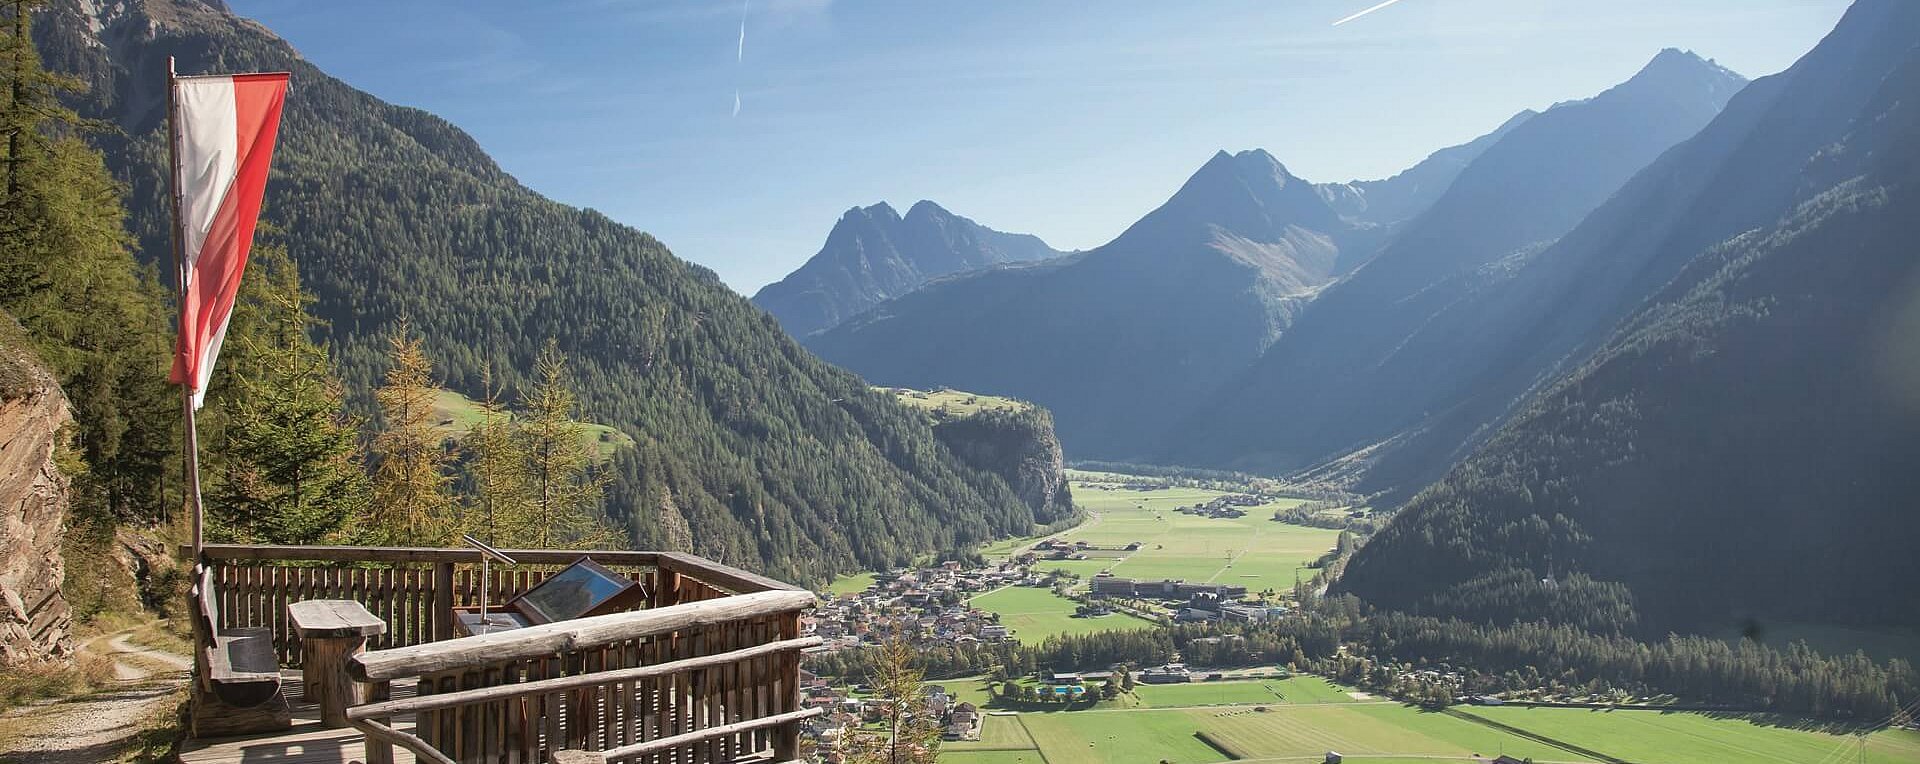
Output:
(167, 72), (290, 409)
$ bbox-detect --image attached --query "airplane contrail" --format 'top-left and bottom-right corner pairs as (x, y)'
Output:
(733, 0), (748, 116)
(1333, 0), (1410, 26)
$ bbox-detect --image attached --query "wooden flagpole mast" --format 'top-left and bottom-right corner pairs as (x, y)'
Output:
(164, 56), (205, 560)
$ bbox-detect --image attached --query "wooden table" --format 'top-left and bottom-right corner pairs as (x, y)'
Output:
(288, 599), (386, 727)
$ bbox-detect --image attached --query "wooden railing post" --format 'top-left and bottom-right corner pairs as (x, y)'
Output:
(772, 610), (802, 761)
(656, 567), (682, 609)
(432, 562), (455, 642)
(365, 680), (394, 764)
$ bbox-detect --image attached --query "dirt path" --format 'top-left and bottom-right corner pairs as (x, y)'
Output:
(0, 623), (190, 764)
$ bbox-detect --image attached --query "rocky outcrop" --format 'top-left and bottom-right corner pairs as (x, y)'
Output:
(932, 407), (1073, 526)
(0, 325), (74, 667)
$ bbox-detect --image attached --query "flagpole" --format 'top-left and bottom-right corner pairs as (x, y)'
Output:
(164, 56), (205, 561)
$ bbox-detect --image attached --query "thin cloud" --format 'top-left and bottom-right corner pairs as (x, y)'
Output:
(1333, 0), (1411, 26)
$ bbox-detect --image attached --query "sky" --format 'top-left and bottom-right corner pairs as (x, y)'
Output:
(228, 0), (1850, 294)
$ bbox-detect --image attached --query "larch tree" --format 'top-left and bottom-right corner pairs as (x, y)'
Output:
(460, 363), (535, 545)
(367, 322), (456, 544)
(517, 339), (613, 548)
(0, 0), (174, 524)
(839, 634), (943, 764)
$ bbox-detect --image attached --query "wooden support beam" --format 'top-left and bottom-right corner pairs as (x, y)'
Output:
(346, 636), (822, 720)
(653, 552), (801, 593)
(350, 590), (816, 681)
(190, 543), (662, 567)
(591, 708), (822, 762)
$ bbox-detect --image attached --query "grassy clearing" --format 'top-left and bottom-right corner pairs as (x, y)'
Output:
(967, 586), (1155, 643)
(1458, 705), (1920, 764)
(1130, 676), (1353, 708)
(1060, 481), (1339, 592)
(825, 572), (878, 596)
(429, 388), (635, 460)
(883, 387), (1031, 416)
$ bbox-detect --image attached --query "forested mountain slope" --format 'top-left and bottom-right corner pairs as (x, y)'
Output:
(1167, 51), (1744, 490)
(34, 0), (1051, 582)
(752, 200), (1064, 338)
(1340, 0), (1920, 634)
(809, 149), (1360, 457)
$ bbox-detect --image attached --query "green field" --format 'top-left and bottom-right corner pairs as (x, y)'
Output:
(933, 674), (1920, 764)
(943, 701), (1579, 764)
(1459, 705), (1920, 764)
(1130, 676), (1354, 707)
(826, 571), (878, 596)
(1060, 482), (1340, 591)
(967, 586), (1155, 642)
(883, 387), (1031, 416)
(429, 388), (635, 459)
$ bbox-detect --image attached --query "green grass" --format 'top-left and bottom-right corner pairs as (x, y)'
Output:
(1059, 481), (1339, 593)
(1033, 559), (1119, 581)
(826, 572), (878, 596)
(951, 702), (1584, 764)
(926, 677), (999, 710)
(1130, 677), (1354, 708)
(430, 388), (635, 460)
(945, 713), (1042, 751)
(967, 586), (1155, 643)
(936, 751), (1049, 764)
(1458, 706), (1920, 764)
(883, 387), (1031, 417)
(1015, 709), (1226, 764)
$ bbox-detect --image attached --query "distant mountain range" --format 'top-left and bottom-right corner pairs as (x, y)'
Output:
(1339, 0), (1920, 634)
(1166, 48), (1747, 494)
(752, 201), (1066, 338)
(808, 148), (1356, 454)
(808, 49), (1741, 465)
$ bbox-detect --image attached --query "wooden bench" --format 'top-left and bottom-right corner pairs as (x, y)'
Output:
(193, 565), (282, 706)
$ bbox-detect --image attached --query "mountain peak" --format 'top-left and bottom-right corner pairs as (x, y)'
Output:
(904, 199), (953, 221)
(1609, 47), (1746, 107)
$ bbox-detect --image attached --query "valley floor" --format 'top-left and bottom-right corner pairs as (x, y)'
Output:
(936, 675), (1920, 764)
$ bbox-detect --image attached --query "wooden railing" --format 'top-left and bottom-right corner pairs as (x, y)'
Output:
(193, 545), (780, 666)
(189, 544), (813, 763)
(346, 589), (817, 764)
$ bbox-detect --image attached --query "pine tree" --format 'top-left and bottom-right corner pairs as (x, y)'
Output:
(366, 322), (456, 544)
(206, 242), (366, 544)
(517, 339), (613, 548)
(0, 0), (173, 524)
(460, 363), (534, 545)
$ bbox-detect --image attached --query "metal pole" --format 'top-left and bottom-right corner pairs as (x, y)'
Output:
(164, 56), (204, 560)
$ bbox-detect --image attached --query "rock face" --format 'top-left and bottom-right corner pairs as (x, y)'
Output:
(930, 408), (1073, 526)
(0, 325), (73, 667)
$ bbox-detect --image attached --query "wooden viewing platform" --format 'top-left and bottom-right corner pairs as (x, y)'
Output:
(182, 544), (818, 764)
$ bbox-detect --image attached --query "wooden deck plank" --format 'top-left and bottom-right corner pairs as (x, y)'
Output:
(180, 672), (419, 764)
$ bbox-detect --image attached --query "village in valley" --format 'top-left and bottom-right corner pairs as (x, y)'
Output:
(793, 478), (1330, 754)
